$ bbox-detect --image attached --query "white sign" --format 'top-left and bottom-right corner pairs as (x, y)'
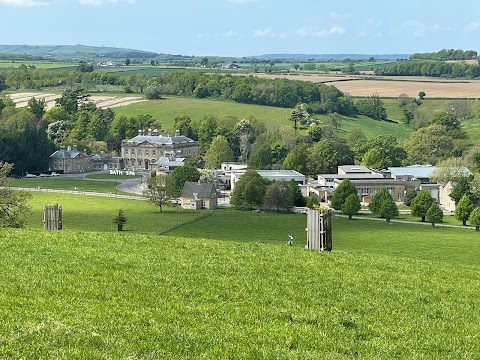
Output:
(110, 170), (136, 176)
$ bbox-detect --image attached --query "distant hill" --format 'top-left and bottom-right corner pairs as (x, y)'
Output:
(0, 45), (411, 63)
(250, 53), (411, 61)
(0, 44), (160, 61)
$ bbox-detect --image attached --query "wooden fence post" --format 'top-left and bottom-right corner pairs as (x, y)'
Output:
(44, 204), (62, 230)
(307, 207), (332, 251)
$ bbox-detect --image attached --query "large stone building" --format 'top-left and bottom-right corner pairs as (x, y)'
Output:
(49, 146), (92, 174)
(121, 130), (199, 171)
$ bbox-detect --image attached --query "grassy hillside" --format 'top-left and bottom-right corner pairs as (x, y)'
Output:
(23, 192), (204, 234)
(0, 45), (157, 61)
(114, 96), (414, 141)
(113, 96), (294, 130)
(1, 227), (480, 358)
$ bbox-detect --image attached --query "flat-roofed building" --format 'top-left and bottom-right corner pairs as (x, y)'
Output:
(230, 169), (305, 190)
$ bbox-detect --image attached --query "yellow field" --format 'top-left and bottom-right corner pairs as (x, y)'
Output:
(7, 93), (146, 110)
(250, 73), (480, 98)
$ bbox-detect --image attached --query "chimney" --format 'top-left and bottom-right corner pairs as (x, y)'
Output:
(148, 128), (152, 136)
(175, 129), (180, 137)
(138, 129), (143, 135)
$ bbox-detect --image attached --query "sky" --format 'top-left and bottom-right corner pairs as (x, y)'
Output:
(1, 0), (480, 57)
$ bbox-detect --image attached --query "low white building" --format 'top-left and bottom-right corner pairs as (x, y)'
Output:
(152, 156), (185, 174)
(230, 169), (305, 190)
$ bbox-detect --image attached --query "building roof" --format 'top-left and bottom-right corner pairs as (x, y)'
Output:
(256, 170), (305, 178)
(153, 156), (185, 166)
(181, 182), (216, 198)
(125, 135), (195, 146)
(320, 173), (384, 180)
(50, 148), (88, 159)
(387, 165), (437, 179)
(338, 165), (372, 174)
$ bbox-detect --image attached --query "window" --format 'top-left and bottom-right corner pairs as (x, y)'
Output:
(138, 150), (142, 156)
(130, 149), (134, 155)
(145, 150), (149, 156)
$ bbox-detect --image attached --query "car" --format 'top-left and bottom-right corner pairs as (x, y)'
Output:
(51, 172), (60, 177)
(25, 173), (37, 178)
(39, 173), (51, 177)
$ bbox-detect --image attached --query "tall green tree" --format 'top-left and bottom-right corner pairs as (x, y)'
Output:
(411, 190), (434, 222)
(331, 179), (358, 210)
(469, 207), (480, 231)
(449, 176), (475, 205)
(308, 139), (354, 175)
(369, 188), (398, 223)
(169, 165), (201, 198)
(26, 97), (46, 119)
(143, 173), (172, 213)
(282, 143), (309, 175)
(231, 170), (270, 210)
(426, 202), (443, 227)
(341, 193), (361, 220)
(263, 181), (293, 212)
(205, 135), (235, 169)
(288, 179), (306, 207)
(403, 125), (455, 165)
(455, 194), (474, 226)
(404, 188), (418, 207)
(0, 162), (31, 228)
(248, 142), (272, 169)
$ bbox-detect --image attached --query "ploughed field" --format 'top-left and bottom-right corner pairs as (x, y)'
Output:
(7, 92), (146, 110)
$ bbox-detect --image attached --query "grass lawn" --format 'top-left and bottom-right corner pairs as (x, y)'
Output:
(113, 96), (293, 131)
(2, 193), (480, 357)
(1, 226), (480, 358)
(24, 192), (204, 234)
(11, 178), (130, 195)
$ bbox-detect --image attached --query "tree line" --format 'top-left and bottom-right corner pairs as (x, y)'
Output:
(374, 60), (480, 78)
(410, 49), (477, 61)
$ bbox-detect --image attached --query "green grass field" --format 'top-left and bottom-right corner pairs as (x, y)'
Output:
(113, 96), (294, 130)
(2, 192), (480, 357)
(11, 178), (130, 195)
(2, 219), (480, 358)
(24, 192), (203, 234)
(0, 60), (75, 70)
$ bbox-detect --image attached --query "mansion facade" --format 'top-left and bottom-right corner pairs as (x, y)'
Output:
(121, 130), (199, 171)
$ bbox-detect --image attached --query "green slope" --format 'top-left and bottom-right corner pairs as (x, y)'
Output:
(1, 228), (479, 358)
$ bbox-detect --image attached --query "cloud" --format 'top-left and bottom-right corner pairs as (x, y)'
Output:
(329, 26), (345, 35)
(329, 11), (351, 20)
(0, 0), (50, 6)
(297, 26), (327, 37)
(465, 22), (480, 32)
(297, 26), (344, 37)
(222, 30), (242, 39)
(79, 0), (135, 5)
(404, 20), (442, 38)
(252, 28), (285, 38)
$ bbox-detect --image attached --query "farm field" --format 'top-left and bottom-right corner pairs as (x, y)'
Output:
(113, 96), (294, 129)
(0, 60), (75, 70)
(2, 216), (480, 357)
(251, 72), (480, 98)
(7, 92), (146, 110)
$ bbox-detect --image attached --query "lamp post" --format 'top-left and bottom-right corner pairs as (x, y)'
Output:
(176, 198), (179, 227)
